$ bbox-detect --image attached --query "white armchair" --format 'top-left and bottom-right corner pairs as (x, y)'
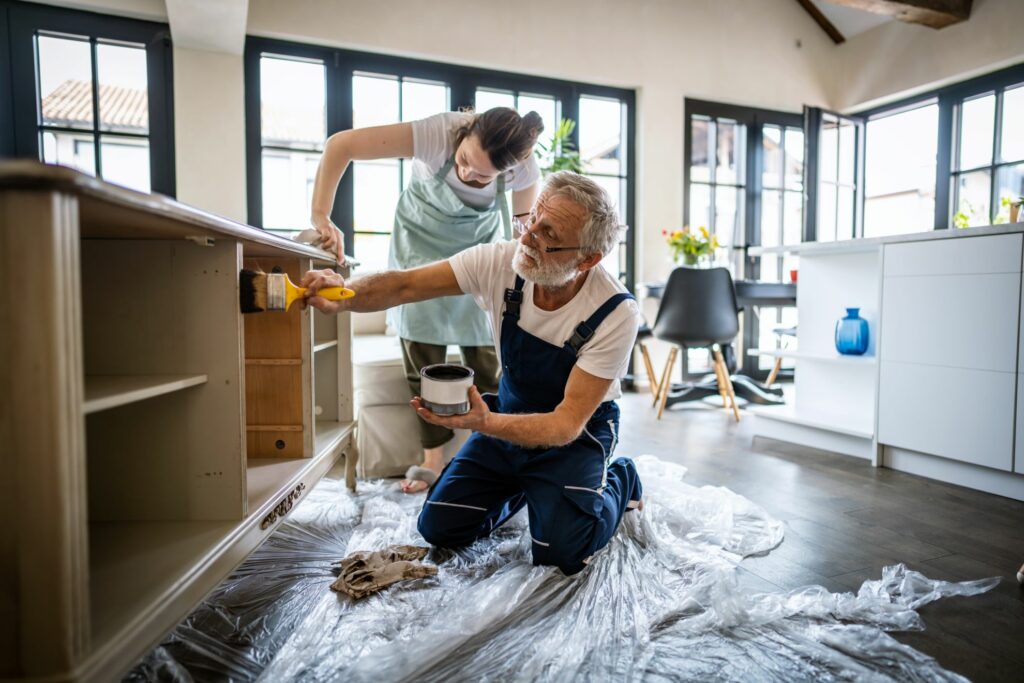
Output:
(352, 311), (469, 479)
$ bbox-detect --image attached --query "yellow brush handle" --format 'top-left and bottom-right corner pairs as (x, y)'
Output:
(304, 286), (355, 301)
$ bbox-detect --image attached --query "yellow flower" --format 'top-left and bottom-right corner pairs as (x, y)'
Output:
(700, 226), (709, 239)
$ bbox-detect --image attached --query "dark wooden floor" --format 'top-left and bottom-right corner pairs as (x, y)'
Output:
(616, 390), (1024, 683)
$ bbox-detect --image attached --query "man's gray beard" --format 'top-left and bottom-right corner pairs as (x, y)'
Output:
(512, 242), (580, 288)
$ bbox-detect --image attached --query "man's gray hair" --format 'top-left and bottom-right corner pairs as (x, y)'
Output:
(541, 171), (624, 257)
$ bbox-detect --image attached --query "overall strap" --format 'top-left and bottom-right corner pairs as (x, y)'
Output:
(435, 155), (456, 181)
(495, 172), (511, 240)
(565, 292), (635, 355)
(503, 275), (526, 319)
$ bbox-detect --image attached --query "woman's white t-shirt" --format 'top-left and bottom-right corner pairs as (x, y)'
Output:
(411, 112), (541, 209)
(450, 241), (641, 402)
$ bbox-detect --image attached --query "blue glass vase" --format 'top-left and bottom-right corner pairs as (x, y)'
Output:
(835, 308), (869, 355)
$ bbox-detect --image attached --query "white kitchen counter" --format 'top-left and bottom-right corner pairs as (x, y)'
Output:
(748, 223), (1024, 502)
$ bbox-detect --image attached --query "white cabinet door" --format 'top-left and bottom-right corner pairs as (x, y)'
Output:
(878, 360), (1014, 471)
(880, 272), (1020, 372)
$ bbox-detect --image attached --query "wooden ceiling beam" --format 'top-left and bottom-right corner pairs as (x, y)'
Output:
(823, 0), (972, 29)
(796, 0), (845, 44)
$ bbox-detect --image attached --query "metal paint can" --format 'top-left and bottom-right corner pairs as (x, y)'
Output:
(419, 363), (474, 415)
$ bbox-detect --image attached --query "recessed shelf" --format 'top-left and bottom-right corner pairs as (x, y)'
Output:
(83, 374), (208, 414)
(315, 420), (355, 455)
(247, 458), (308, 511)
(750, 403), (873, 439)
(313, 340), (338, 353)
(748, 349), (876, 365)
(89, 519), (234, 656)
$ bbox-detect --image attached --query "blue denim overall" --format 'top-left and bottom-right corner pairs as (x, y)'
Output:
(418, 275), (643, 574)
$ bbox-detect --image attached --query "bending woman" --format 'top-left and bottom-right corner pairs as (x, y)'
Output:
(310, 107), (544, 493)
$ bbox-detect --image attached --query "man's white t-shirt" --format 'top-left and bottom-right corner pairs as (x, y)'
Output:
(450, 241), (641, 402)
(411, 112), (541, 210)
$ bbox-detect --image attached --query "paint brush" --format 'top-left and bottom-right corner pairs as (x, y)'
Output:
(239, 269), (355, 313)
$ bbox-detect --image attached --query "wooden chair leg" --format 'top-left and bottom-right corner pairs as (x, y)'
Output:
(712, 351), (729, 407)
(656, 347), (678, 420)
(713, 345), (741, 422)
(652, 345), (676, 408)
(765, 357), (782, 386)
(639, 341), (659, 398)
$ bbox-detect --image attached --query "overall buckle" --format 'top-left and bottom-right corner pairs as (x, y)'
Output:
(504, 288), (523, 318)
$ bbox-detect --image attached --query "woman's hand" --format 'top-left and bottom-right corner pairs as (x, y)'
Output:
(299, 268), (349, 313)
(410, 385), (492, 433)
(311, 214), (345, 261)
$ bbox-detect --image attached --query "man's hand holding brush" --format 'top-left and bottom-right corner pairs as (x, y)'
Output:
(300, 269), (351, 314)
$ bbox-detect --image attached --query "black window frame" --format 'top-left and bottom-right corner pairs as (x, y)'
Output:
(684, 98), (803, 380)
(244, 36), (637, 291)
(0, 0), (175, 195)
(0, 3), (13, 158)
(858, 61), (1024, 232)
(803, 106), (866, 243)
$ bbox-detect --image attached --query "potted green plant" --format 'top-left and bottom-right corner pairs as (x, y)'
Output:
(664, 225), (719, 266)
(535, 118), (584, 176)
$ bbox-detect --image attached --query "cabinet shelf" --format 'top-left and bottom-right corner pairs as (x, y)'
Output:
(83, 374), (208, 414)
(750, 403), (873, 438)
(314, 340), (338, 353)
(747, 349), (876, 365)
(89, 518), (235, 663)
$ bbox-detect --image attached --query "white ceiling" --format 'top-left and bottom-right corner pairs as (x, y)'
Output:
(809, 0), (895, 39)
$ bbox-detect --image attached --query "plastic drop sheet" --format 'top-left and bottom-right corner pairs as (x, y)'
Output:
(128, 455), (998, 682)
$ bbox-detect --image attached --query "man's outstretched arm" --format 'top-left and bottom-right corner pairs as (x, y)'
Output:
(299, 260), (463, 314)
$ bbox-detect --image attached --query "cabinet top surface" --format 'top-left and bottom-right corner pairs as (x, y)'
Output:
(0, 161), (337, 261)
(749, 222), (1024, 257)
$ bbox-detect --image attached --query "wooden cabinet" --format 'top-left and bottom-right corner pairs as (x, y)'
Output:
(877, 234), (1023, 472)
(0, 162), (355, 681)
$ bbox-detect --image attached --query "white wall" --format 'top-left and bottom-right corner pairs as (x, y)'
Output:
(834, 0), (1024, 111)
(172, 47), (248, 222)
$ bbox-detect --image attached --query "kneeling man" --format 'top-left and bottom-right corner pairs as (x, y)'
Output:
(302, 171), (643, 574)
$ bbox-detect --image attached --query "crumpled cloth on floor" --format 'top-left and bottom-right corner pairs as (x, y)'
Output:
(330, 545), (437, 599)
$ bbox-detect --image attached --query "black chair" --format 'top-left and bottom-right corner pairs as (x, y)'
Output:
(643, 267), (741, 421)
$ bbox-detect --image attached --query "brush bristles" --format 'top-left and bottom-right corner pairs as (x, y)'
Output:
(239, 269), (268, 313)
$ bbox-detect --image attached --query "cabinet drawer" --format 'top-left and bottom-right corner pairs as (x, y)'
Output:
(878, 360), (1014, 471)
(884, 234), (1022, 278)
(880, 272), (1020, 372)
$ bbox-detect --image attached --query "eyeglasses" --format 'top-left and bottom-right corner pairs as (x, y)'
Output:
(512, 215), (585, 253)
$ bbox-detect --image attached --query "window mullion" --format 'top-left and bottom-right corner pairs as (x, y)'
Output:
(90, 37), (102, 178)
(990, 90), (1004, 224)
(934, 94), (955, 230)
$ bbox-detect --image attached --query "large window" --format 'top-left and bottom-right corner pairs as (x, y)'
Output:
(1, 1), (175, 194)
(757, 123), (803, 373)
(688, 115), (745, 266)
(858, 62), (1024, 233)
(684, 100), (803, 377)
(863, 103), (938, 237)
(352, 74), (449, 272)
(579, 95), (629, 276)
(259, 55), (326, 233)
(951, 85), (1024, 227)
(245, 38), (636, 288)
